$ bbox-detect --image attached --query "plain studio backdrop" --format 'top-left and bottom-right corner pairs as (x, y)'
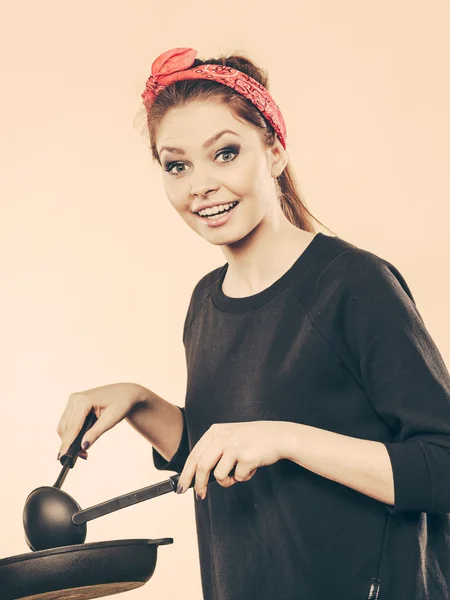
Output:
(0, 1), (449, 599)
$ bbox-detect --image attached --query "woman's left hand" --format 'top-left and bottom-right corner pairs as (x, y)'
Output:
(176, 420), (292, 500)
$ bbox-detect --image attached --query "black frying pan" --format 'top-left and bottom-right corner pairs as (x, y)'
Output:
(0, 538), (173, 599)
(2, 463), (222, 599)
(2, 465), (224, 599)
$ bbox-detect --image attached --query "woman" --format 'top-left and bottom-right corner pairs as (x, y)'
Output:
(56, 47), (450, 600)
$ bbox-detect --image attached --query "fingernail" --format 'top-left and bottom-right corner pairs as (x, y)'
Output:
(80, 454), (87, 460)
(82, 441), (90, 450)
(195, 492), (202, 501)
(176, 485), (183, 494)
(57, 452), (61, 460)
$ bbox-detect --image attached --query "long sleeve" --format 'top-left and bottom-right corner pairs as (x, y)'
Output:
(152, 406), (190, 474)
(337, 253), (450, 514)
(152, 285), (200, 474)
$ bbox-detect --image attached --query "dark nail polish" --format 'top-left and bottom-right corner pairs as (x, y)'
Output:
(176, 485), (183, 494)
(82, 441), (90, 450)
(57, 452), (61, 460)
(195, 492), (201, 501)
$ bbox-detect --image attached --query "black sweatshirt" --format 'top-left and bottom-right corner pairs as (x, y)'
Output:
(152, 232), (450, 600)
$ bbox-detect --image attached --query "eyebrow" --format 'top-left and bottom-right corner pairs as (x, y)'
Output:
(159, 129), (241, 156)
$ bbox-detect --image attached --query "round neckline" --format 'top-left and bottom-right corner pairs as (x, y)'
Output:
(212, 232), (327, 313)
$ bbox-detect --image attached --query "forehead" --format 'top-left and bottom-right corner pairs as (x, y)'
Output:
(155, 101), (255, 152)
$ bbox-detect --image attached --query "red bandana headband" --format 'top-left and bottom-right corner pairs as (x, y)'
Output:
(141, 47), (287, 150)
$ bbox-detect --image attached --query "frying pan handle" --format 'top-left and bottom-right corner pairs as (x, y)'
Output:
(59, 410), (97, 468)
(169, 465), (237, 490)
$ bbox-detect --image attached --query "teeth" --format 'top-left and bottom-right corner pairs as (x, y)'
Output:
(198, 201), (237, 217)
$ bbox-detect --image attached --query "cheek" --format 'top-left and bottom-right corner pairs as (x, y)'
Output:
(226, 160), (261, 195)
(248, 158), (273, 196)
(163, 178), (187, 210)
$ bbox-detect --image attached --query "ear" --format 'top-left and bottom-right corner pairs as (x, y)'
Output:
(270, 138), (288, 178)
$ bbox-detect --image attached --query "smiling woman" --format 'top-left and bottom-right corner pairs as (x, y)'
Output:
(55, 47), (450, 600)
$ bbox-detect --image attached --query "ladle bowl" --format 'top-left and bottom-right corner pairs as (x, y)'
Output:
(23, 485), (86, 551)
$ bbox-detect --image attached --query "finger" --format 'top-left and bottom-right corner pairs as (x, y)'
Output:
(213, 454), (238, 488)
(177, 426), (219, 493)
(234, 461), (258, 482)
(176, 451), (204, 496)
(193, 439), (227, 499)
(59, 401), (93, 456)
(56, 398), (77, 440)
(78, 406), (124, 450)
(57, 391), (91, 444)
(75, 408), (114, 450)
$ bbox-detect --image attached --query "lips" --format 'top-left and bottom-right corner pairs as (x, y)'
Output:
(194, 200), (239, 215)
(195, 200), (239, 228)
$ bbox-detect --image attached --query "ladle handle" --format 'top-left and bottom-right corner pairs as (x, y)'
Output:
(72, 466), (237, 525)
(59, 410), (97, 468)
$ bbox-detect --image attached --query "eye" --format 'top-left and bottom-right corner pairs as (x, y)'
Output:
(164, 162), (187, 175)
(163, 146), (240, 176)
(216, 147), (239, 163)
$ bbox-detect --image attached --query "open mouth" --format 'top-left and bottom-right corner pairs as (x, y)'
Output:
(195, 200), (239, 219)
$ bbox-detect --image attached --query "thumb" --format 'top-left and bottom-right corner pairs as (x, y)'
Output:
(80, 407), (124, 450)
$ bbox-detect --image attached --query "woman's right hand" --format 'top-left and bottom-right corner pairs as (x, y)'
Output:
(56, 383), (146, 460)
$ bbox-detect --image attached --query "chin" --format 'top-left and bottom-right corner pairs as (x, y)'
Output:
(186, 210), (262, 247)
(205, 227), (257, 249)
(199, 231), (240, 246)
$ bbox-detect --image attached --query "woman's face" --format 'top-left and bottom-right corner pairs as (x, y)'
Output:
(155, 101), (287, 247)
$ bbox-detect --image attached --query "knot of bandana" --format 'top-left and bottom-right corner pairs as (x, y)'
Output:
(141, 47), (287, 149)
(142, 47), (198, 99)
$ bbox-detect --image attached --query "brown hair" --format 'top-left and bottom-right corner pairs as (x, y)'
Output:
(139, 52), (336, 236)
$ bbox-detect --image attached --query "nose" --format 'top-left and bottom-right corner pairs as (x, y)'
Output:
(190, 170), (220, 198)
(191, 184), (219, 198)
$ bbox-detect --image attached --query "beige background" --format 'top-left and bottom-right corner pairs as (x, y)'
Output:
(1, 1), (449, 599)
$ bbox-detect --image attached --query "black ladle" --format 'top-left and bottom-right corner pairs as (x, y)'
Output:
(23, 412), (235, 552)
(23, 411), (98, 551)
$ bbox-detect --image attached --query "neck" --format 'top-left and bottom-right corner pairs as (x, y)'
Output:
(220, 204), (316, 297)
